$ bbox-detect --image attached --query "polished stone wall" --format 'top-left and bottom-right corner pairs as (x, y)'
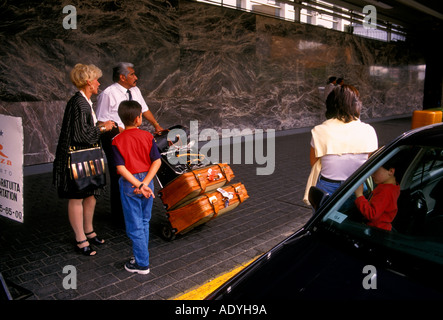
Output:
(0, 0), (425, 166)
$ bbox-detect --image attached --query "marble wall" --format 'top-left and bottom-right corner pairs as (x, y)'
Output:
(0, 0), (426, 166)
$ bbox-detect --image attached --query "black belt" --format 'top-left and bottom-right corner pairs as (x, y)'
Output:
(319, 175), (343, 184)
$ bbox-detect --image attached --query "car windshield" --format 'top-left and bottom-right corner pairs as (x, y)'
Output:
(319, 145), (443, 266)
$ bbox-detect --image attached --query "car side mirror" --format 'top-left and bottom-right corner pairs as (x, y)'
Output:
(308, 186), (329, 211)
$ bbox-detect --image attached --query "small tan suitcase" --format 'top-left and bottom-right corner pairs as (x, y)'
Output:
(158, 163), (234, 210)
(164, 182), (248, 238)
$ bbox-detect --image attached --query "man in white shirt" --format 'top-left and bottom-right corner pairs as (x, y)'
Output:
(96, 62), (162, 131)
(96, 62), (163, 227)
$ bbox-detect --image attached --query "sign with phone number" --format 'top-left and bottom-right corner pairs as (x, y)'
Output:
(0, 114), (24, 223)
(0, 204), (22, 221)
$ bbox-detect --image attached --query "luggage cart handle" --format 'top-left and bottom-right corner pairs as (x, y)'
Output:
(155, 175), (163, 189)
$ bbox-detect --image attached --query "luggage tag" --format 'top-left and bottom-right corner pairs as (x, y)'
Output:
(208, 196), (218, 204)
(217, 188), (234, 208)
(207, 169), (223, 181)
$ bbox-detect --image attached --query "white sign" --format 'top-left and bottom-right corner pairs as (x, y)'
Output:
(0, 114), (24, 223)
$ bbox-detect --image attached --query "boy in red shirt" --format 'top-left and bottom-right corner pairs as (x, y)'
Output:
(354, 158), (401, 231)
(112, 100), (161, 274)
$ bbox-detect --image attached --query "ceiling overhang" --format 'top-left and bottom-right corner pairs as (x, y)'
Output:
(320, 0), (443, 34)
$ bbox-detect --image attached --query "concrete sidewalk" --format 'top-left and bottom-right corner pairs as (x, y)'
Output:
(0, 117), (411, 300)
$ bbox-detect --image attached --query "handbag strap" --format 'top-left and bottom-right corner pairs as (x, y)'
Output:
(69, 143), (100, 152)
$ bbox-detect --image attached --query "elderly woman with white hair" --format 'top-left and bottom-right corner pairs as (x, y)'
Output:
(53, 63), (116, 256)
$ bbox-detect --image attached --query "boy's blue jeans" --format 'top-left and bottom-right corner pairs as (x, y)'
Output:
(119, 172), (154, 268)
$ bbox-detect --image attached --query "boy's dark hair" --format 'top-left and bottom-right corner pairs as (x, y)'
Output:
(381, 155), (403, 183)
(381, 157), (397, 172)
(118, 100), (142, 126)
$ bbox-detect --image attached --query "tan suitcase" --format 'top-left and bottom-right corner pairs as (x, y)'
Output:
(163, 182), (248, 239)
(158, 163), (234, 210)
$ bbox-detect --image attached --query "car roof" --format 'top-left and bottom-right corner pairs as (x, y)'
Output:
(393, 122), (443, 148)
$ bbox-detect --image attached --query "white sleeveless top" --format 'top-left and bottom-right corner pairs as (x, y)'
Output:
(319, 153), (368, 181)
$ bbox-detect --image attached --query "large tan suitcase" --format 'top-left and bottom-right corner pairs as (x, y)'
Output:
(158, 163), (234, 210)
(162, 182), (248, 240)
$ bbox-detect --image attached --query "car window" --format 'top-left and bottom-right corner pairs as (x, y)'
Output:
(321, 145), (443, 265)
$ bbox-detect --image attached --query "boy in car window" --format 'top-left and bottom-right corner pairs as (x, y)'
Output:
(354, 158), (401, 231)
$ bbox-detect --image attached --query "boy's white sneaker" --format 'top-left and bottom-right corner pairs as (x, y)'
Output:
(125, 260), (150, 275)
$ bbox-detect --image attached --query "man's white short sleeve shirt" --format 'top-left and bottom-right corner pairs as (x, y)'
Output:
(96, 83), (148, 128)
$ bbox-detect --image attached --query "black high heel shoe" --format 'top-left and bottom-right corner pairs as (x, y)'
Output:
(85, 231), (105, 245)
(76, 239), (96, 256)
